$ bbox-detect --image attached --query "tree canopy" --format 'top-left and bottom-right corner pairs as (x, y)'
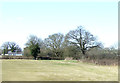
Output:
(66, 26), (102, 55)
(44, 33), (64, 57)
(26, 35), (42, 60)
(2, 42), (22, 54)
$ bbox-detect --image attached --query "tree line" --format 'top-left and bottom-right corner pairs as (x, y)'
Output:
(1, 26), (118, 61)
(24, 26), (118, 60)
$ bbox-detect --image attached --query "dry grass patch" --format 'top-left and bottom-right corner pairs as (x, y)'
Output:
(2, 60), (118, 81)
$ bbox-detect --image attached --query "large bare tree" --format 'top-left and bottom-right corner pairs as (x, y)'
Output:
(66, 26), (102, 55)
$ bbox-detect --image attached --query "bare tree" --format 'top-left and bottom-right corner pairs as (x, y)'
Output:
(2, 42), (9, 54)
(66, 26), (102, 55)
(9, 42), (19, 52)
(2, 42), (22, 55)
(44, 33), (64, 57)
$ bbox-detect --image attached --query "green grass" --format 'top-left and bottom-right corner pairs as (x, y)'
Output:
(2, 60), (118, 81)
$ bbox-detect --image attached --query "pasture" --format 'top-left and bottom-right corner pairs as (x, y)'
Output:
(2, 60), (118, 81)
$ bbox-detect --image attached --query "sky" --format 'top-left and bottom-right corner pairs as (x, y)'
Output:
(0, 0), (118, 49)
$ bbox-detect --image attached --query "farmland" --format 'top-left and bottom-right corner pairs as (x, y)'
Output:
(2, 60), (118, 81)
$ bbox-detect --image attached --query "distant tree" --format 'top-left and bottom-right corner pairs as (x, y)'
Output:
(63, 45), (79, 58)
(9, 42), (22, 52)
(2, 42), (9, 54)
(25, 35), (42, 60)
(24, 47), (32, 57)
(15, 45), (22, 52)
(105, 47), (118, 59)
(86, 47), (104, 60)
(66, 26), (102, 56)
(2, 42), (22, 55)
(44, 33), (64, 57)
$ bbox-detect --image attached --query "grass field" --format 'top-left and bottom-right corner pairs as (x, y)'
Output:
(2, 60), (118, 81)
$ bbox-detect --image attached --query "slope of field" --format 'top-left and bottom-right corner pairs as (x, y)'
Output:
(2, 60), (118, 81)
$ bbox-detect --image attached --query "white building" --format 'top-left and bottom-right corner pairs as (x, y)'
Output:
(7, 51), (23, 56)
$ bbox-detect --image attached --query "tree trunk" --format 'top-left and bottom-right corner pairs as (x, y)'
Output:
(34, 56), (36, 60)
(82, 50), (85, 55)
